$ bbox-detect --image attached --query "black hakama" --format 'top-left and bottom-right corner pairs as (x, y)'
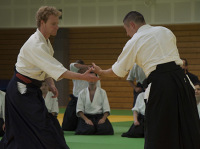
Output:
(0, 72), (69, 149)
(121, 113), (144, 138)
(145, 62), (200, 149)
(62, 94), (78, 131)
(75, 114), (114, 135)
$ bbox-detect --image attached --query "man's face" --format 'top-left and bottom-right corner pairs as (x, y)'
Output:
(195, 85), (200, 97)
(123, 22), (136, 38)
(181, 60), (187, 72)
(88, 73), (97, 85)
(41, 15), (59, 37)
(40, 82), (49, 94)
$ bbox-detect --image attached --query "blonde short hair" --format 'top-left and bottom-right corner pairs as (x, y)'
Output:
(36, 6), (61, 28)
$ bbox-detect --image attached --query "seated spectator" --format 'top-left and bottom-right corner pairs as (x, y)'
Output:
(181, 58), (200, 84)
(62, 60), (101, 131)
(40, 82), (63, 136)
(0, 90), (5, 137)
(40, 81), (59, 117)
(127, 64), (146, 107)
(121, 79), (147, 138)
(194, 82), (200, 119)
(75, 72), (114, 135)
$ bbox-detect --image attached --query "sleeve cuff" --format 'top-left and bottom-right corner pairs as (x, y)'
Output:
(53, 67), (68, 81)
(112, 62), (128, 77)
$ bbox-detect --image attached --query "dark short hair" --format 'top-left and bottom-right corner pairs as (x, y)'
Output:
(123, 11), (145, 25)
(90, 71), (98, 77)
(194, 82), (200, 86)
(76, 60), (84, 64)
(181, 58), (188, 66)
(142, 79), (148, 89)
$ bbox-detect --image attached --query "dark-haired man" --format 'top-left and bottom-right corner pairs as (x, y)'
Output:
(181, 58), (200, 84)
(92, 11), (200, 149)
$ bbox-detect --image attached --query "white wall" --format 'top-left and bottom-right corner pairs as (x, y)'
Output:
(0, 0), (200, 28)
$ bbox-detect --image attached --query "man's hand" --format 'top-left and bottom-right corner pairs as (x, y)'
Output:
(2, 123), (5, 131)
(49, 84), (58, 98)
(134, 87), (143, 93)
(98, 118), (106, 124)
(134, 120), (140, 126)
(82, 67), (100, 82)
(92, 63), (102, 76)
(85, 119), (94, 125)
(45, 77), (58, 98)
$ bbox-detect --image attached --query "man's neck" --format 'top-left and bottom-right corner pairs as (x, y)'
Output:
(89, 84), (96, 91)
(39, 28), (50, 40)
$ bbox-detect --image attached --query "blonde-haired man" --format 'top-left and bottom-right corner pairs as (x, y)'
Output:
(0, 6), (98, 149)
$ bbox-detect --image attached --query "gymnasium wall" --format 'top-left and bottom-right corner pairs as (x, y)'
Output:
(67, 24), (200, 109)
(0, 23), (199, 109)
(0, 0), (200, 28)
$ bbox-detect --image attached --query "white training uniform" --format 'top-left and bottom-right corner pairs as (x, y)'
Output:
(112, 24), (183, 78)
(197, 103), (200, 119)
(0, 90), (5, 121)
(16, 29), (67, 81)
(70, 63), (101, 97)
(132, 92), (145, 115)
(127, 64), (146, 83)
(76, 87), (110, 116)
(43, 91), (59, 115)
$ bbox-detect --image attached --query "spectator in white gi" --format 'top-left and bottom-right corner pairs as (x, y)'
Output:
(40, 81), (59, 116)
(121, 79), (147, 138)
(127, 64), (146, 107)
(62, 60), (101, 131)
(194, 82), (200, 119)
(75, 72), (114, 135)
(0, 90), (5, 137)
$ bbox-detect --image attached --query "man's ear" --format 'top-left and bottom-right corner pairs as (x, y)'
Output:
(40, 20), (45, 26)
(129, 21), (136, 29)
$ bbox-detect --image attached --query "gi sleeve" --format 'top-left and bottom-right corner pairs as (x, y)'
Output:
(101, 89), (110, 114)
(126, 65), (136, 81)
(132, 92), (143, 113)
(25, 43), (67, 81)
(112, 38), (138, 77)
(0, 91), (5, 121)
(51, 95), (59, 115)
(76, 90), (85, 117)
(70, 63), (79, 73)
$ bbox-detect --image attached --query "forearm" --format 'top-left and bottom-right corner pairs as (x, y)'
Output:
(99, 68), (118, 77)
(133, 111), (138, 122)
(102, 112), (109, 120)
(45, 77), (55, 87)
(59, 70), (83, 80)
(128, 81), (136, 89)
(78, 111), (88, 121)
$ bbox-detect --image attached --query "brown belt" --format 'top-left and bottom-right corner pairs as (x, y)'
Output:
(16, 73), (32, 84)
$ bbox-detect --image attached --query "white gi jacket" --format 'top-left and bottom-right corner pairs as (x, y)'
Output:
(112, 24), (183, 78)
(0, 90), (5, 121)
(70, 63), (101, 97)
(43, 91), (59, 115)
(16, 29), (67, 81)
(76, 87), (110, 116)
(127, 64), (146, 84)
(132, 92), (145, 115)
